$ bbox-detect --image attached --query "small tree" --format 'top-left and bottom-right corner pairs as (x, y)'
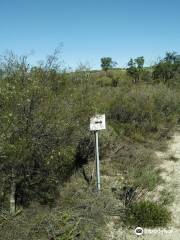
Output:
(153, 52), (180, 83)
(126, 58), (138, 83)
(134, 56), (144, 69)
(0, 53), (77, 212)
(164, 51), (176, 63)
(100, 57), (113, 73)
(126, 57), (144, 83)
(135, 56), (144, 81)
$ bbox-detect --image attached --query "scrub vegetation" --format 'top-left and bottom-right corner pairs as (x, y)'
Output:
(0, 50), (180, 239)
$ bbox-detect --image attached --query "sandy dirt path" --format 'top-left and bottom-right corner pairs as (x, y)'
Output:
(107, 129), (180, 239)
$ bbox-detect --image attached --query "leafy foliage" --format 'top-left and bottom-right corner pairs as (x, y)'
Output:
(126, 56), (145, 82)
(101, 57), (117, 72)
(109, 83), (180, 138)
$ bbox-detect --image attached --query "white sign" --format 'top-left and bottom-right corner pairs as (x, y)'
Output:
(90, 114), (106, 131)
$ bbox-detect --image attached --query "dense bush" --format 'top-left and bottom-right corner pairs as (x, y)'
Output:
(124, 200), (171, 227)
(109, 83), (180, 138)
(0, 54), (98, 210)
(96, 76), (112, 86)
(0, 183), (117, 240)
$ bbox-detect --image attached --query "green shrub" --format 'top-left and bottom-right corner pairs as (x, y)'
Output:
(109, 83), (180, 138)
(97, 76), (112, 86)
(124, 200), (171, 227)
(133, 166), (162, 191)
(112, 78), (119, 87)
(159, 190), (175, 206)
(141, 70), (152, 82)
(0, 185), (115, 240)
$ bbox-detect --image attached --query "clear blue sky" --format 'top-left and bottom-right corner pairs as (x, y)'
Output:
(0, 0), (180, 69)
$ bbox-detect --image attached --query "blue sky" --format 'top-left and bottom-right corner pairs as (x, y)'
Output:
(0, 0), (180, 69)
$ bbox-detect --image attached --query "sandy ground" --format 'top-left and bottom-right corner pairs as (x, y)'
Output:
(107, 129), (180, 239)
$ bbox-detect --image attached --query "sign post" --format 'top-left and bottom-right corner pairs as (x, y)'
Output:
(90, 114), (106, 191)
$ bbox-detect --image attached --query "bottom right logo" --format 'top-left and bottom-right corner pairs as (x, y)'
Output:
(135, 227), (144, 236)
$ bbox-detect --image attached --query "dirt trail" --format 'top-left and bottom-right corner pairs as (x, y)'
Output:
(107, 129), (180, 239)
